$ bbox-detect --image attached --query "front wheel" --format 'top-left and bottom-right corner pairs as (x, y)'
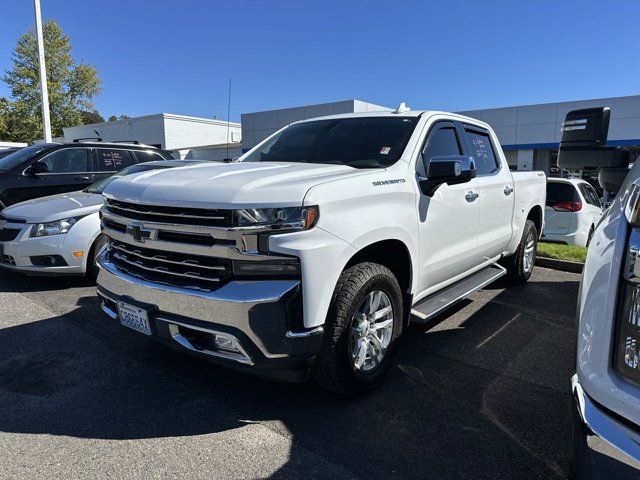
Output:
(313, 262), (403, 397)
(501, 219), (537, 284)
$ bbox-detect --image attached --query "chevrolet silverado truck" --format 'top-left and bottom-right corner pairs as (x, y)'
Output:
(95, 106), (546, 396)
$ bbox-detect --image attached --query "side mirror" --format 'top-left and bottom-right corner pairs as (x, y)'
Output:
(420, 155), (476, 196)
(25, 161), (49, 176)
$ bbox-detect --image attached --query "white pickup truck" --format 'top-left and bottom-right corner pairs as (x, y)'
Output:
(96, 107), (546, 396)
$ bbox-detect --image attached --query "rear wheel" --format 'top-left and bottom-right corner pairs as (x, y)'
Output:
(88, 234), (107, 278)
(501, 220), (537, 284)
(313, 262), (403, 397)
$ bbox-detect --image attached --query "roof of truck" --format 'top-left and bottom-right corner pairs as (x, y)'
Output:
(292, 109), (492, 129)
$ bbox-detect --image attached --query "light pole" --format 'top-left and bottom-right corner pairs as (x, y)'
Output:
(33, 0), (52, 142)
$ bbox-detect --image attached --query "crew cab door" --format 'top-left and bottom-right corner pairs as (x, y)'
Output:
(461, 124), (514, 260)
(416, 121), (480, 294)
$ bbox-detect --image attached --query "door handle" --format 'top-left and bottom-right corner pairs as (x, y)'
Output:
(74, 176), (90, 181)
(504, 186), (514, 196)
(465, 191), (479, 202)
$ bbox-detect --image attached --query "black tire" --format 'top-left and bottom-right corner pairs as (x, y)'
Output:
(313, 262), (403, 397)
(501, 219), (537, 284)
(88, 234), (108, 279)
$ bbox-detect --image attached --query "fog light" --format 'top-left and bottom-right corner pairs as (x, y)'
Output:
(214, 334), (240, 353)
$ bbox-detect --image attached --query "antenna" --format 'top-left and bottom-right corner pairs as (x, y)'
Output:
(226, 77), (232, 160)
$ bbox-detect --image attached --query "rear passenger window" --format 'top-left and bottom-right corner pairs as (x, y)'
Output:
(462, 127), (500, 176)
(133, 150), (167, 164)
(96, 149), (134, 171)
(423, 126), (461, 160)
(579, 184), (601, 207)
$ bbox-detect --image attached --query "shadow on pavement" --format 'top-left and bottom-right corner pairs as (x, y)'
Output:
(0, 272), (579, 479)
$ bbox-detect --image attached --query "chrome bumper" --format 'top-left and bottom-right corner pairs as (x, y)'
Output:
(572, 374), (640, 478)
(96, 253), (323, 381)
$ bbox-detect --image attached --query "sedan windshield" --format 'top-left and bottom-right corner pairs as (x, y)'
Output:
(84, 163), (173, 194)
(241, 117), (418, 168)
(0, 144), (56, 171)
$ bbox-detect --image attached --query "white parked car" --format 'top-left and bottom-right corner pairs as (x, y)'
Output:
(0, 160), (203, 276)
(542, 177), (603, 247)
(95, 108), (546, 396)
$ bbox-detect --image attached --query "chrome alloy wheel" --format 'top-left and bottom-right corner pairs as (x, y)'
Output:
(523, 230), (536, 273)
(349, 290), (394, 373)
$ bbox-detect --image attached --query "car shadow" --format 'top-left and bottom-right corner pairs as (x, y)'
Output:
(0, 274), (579, 479)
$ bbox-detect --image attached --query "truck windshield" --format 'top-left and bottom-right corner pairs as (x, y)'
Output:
(241, 117), (418, 168)
(0, 144), (56, 171)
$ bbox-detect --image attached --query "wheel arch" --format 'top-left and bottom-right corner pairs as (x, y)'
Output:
(344, 239), (414, 325)
(527, 205), (543, 237)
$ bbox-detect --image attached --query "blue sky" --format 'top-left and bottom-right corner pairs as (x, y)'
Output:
(1, 0), (639, 122)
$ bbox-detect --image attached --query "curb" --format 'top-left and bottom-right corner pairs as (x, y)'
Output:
(537, 256), (584, 274)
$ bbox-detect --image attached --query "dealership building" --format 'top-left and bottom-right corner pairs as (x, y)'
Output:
(44, 94), (640, 169)
(241, 94), (640, 175)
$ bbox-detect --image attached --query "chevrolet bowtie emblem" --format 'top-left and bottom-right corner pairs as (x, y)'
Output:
(126, 224), (152, 243)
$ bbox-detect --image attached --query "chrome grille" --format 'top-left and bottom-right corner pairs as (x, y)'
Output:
(106, 199), (233, 227)
(108, 239), (231, 291)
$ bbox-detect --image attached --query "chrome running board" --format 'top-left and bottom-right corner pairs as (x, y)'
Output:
(410, 264), (506, 323)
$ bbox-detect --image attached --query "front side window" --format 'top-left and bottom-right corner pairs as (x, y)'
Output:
(241, 117), (418, 169)
(96, 149), (134, 171)
(0, 144), (55, 171)
(462, 127), (500, 176)
(423, 125), (461, 160)
(40, 148), (88, 173)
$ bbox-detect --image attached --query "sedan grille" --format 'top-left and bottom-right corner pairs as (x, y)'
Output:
(108, 239), (231, 291)
(106, 199), (233, 227)
(0, 228), (22, 242)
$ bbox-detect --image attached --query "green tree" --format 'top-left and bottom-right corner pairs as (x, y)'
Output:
(108, 114), (130, 122)
(1, 20), (101, 142)
(80, 110), (105, 124)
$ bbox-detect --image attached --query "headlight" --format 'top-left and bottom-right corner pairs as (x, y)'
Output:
(30, 217), (78, 237)
(234, 206), (319, 230)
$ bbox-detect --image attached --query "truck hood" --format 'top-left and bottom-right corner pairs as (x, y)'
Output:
(102, 161), (365, 208)
(1, 190), (103, 223)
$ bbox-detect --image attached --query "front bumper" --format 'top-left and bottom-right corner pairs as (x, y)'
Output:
(96, 253), (324, 382)
(572, 374), (640, 478)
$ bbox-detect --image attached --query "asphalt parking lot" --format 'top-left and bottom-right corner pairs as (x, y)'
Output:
(0, 266), (578, 480)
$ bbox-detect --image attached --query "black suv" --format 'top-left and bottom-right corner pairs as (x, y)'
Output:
(0, 141), (174, 208)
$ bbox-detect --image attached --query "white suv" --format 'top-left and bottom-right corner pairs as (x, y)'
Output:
(543, 177), (603, 247)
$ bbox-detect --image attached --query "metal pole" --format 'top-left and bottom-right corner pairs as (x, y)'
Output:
(33, 0), (52, 142)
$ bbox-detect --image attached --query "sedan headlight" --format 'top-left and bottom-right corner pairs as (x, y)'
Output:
(30, 217), (78, 237)
(234, 206), (319, 230)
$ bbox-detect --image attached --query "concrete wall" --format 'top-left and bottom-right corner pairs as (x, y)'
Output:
(241, 99), (391, 149)
(162, 115), (241, 150)
(173, 144), (244, 161)
(458, 95), (640, 150)
(63, 114), (241, 151)
(64, 115), (166, 147)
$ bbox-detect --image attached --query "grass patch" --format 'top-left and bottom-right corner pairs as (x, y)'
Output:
(537, 242), (587, 263)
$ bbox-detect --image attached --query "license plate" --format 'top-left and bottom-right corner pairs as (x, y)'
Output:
(117, 301), (152, 335)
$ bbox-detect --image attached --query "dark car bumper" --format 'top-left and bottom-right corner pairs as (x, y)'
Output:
(96, 253), (324, 382)
(571, 374), (640, 479)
